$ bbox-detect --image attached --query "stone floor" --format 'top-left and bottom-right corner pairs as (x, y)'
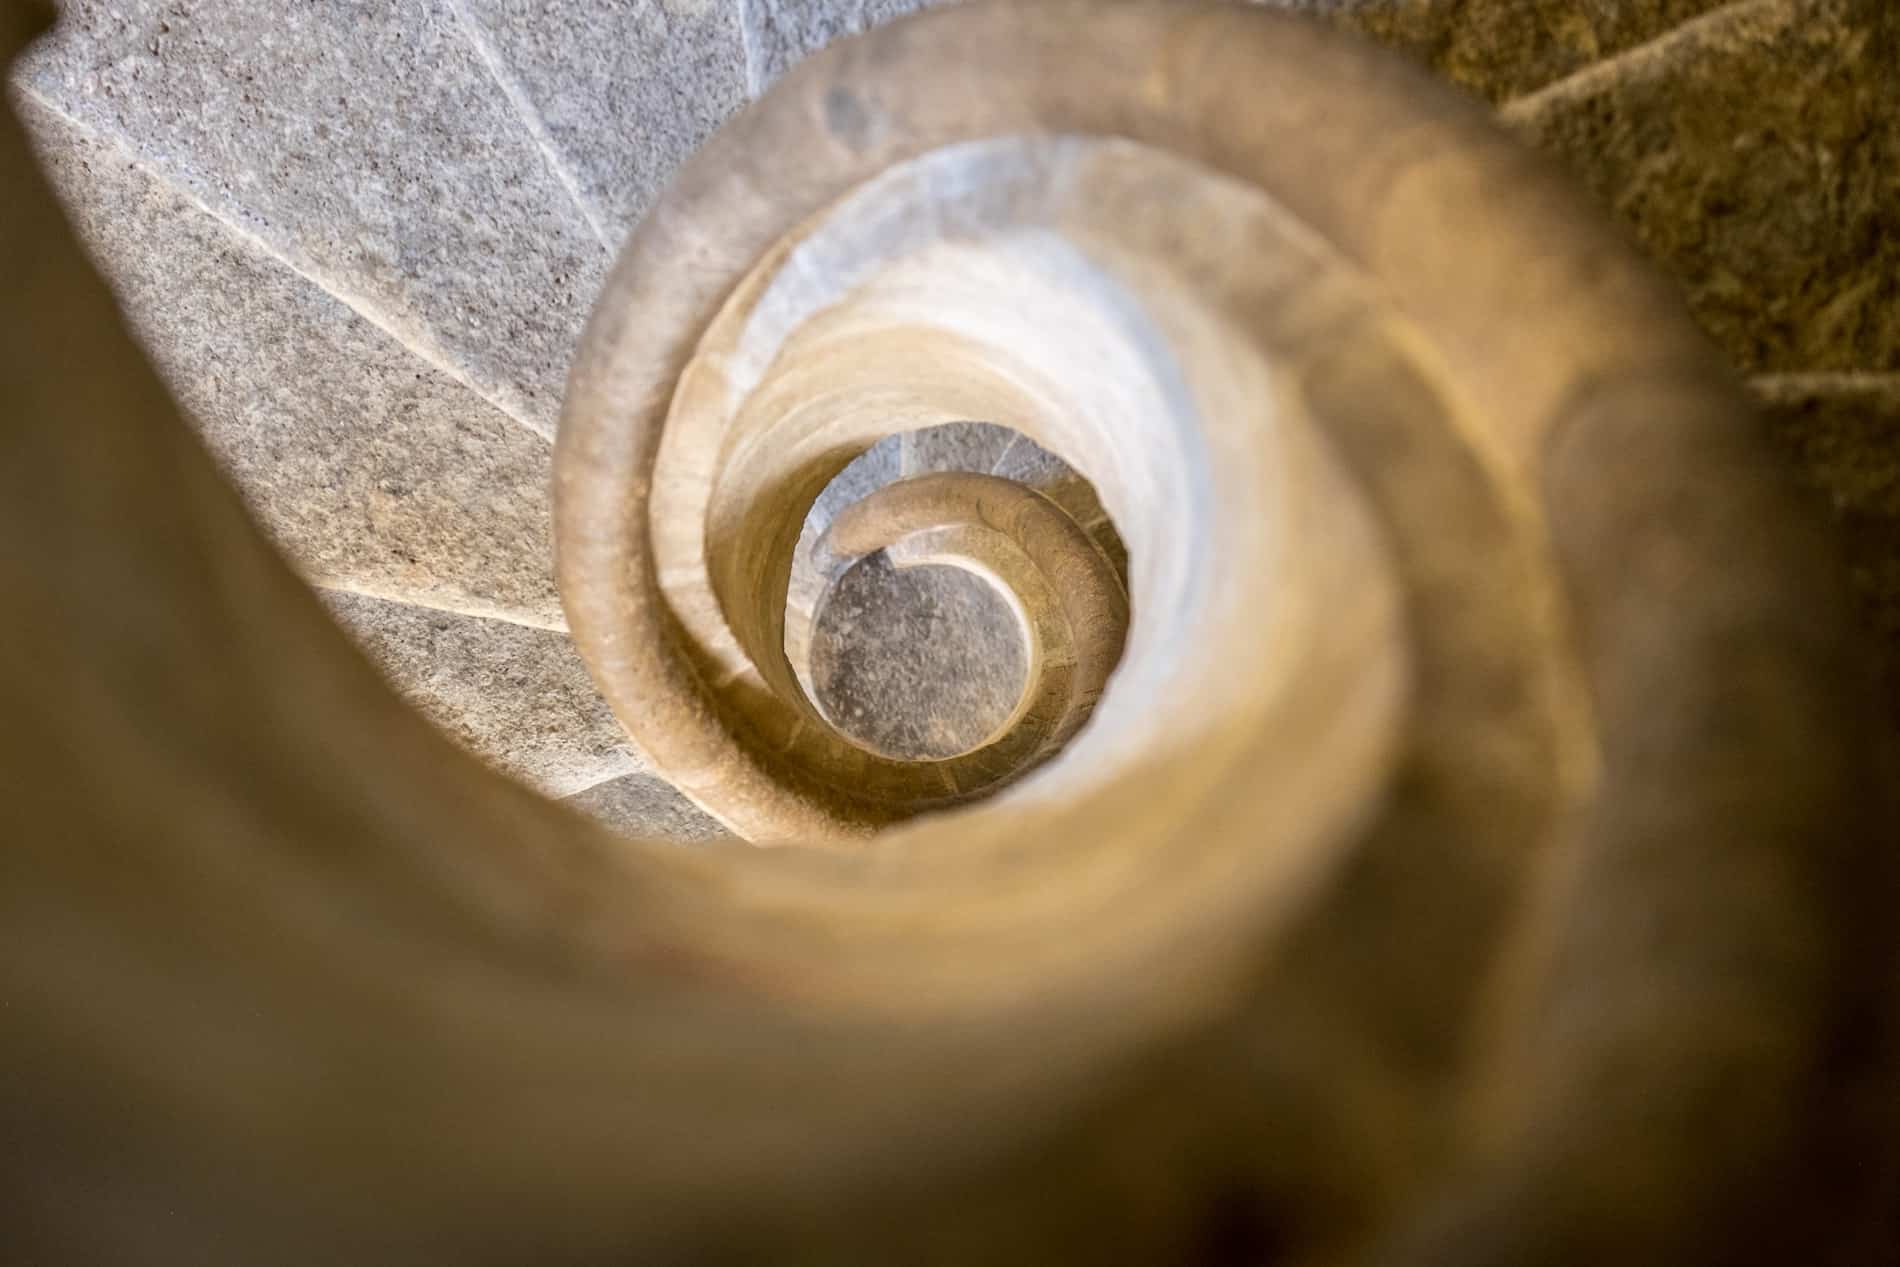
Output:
(8, 0), (1897, 841)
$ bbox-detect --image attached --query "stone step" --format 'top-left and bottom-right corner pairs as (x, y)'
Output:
(563, 771), (734, 843)
(23, 91), (566, 631)
(1503, 0), (1899, 374)
(741, 0), (1748, 103)
(12, 0), (617, 436)
(322, 589), (641, 797)
(449, 0), (747, 246)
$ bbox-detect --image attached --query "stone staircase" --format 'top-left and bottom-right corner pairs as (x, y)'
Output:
(10, 0), (1896, 841)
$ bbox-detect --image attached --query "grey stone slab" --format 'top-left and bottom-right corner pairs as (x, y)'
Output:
(24, 97), (564, 630)
(1504, 0), (1900, 374)
(1278, 0), (1737, 103)
(805, 434), (903, 544)
(738, 0), (940, 90)
(322, 590), (639, 797)
(453, 0), (749, 245)
(15, 0), (612, 435)
(564, 772), (733, 843)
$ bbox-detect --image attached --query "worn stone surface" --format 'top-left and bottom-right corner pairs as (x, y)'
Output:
(1289, 0), (1737, 102)
(24, 96), (564, 629)
(322, 590), (638, 796)
(14, 0), (611, 434)
(455, 0), (749, 244)
(1505, 0), (1900, 373)
(563, 771), (733, 842)
(738, 0), (939, 89)
(811, 554), (1028, 760)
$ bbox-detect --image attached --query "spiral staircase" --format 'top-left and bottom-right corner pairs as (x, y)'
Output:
(7, 0), (1892, 843)
(9, 0), (1896, 839)
(4, 0), (1899, 1263)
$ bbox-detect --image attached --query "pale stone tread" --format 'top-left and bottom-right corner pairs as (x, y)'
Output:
(14, 0), (612, 436)
(25, 94), (566, 630)
(323, 590), (642, 797)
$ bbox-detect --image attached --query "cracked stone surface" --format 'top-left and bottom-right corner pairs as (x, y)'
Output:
(563, 772), (733, 843)
(1505, 0), (1900, 373)
(323, 590), (639, 797)
(455, 0), (749, 244)
(15, 0), (611, 435)
(25, 95), (564, 629)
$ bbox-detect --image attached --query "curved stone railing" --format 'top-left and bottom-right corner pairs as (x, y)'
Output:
(5, 3), (1891, 1264)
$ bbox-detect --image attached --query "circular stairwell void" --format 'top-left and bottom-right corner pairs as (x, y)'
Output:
(791, 422), (1128, 764)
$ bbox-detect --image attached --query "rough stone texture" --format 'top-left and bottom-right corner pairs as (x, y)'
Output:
(738, 0), (939, 90)
(810, 554), (1028, 760)
(24, 96), (564, 629)
(563, 771), (733, 842)
(901, 418), (1015, 476)
(1288, 0), (1737, 102)
(805, 436), (903, 552)
(13, 0), (611, 435)
(322, 590), (639, 796)
(454, 0), (749, 244)
(1504, 0), (1900, 373)
(1759, 376), (1900, 715)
